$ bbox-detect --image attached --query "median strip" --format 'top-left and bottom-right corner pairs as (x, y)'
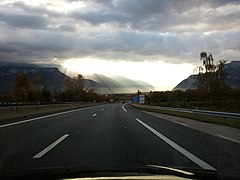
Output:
(135, 118), (216, 171)
(33, 134), (69, 159)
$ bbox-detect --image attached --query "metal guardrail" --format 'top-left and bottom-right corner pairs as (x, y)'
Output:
(192, 109), (240, 119)
(137, 104), (240, 119)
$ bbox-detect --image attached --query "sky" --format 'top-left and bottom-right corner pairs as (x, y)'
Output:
(0, 0), (240, 90)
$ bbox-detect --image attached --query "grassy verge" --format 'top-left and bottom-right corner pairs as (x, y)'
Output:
(132, 104), (240, 129)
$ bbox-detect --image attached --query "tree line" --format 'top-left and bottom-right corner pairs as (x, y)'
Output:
(145, 52), (240, 112)
(0, 74), (108, 106)
(146, 88), (240, 112)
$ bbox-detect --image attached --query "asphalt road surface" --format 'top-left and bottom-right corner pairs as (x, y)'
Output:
(0, 103), (240, 177)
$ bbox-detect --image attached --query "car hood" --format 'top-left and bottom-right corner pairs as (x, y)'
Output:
(1, 164), (240, 180)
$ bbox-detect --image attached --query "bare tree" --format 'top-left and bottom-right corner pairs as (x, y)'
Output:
(32, 75), (43, 103)
(197, 52), (229, 106)
(13, 74), (33, 103)
(65, 74), (86, 101)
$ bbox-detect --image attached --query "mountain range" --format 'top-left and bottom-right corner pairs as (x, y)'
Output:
(0, 62), (154, 94)
(85, 74), (154, 94)
(173, 61), (240, 91)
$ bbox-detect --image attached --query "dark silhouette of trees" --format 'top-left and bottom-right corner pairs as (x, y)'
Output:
(41, 89), (52, 102)
(65, 74), (86, 102)
(0, 92), (13, 106)
(32, 75), (43, 103)
(197, 52), (229, 103)
(145, 52), (239, 112)
(0, 72), (110, 106)
(13, 74), (34, 103)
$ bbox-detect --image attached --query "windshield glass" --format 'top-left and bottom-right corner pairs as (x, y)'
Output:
(0, 0), (240, 179)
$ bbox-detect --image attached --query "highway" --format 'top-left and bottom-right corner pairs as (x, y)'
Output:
(0, 103), (240, 177)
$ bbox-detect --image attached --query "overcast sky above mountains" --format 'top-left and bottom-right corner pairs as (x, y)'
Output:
(0, 0), (239, 90)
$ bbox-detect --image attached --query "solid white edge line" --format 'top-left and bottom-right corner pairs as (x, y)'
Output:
(135, 118), (216, 171)
(92, 113), (97, 117)
(172, 121), (189, 127)
(33, 134), (69, 159)
(216, 134), (240, 144)
(122, 105), (127, 112)
(0, 106), (94, 128)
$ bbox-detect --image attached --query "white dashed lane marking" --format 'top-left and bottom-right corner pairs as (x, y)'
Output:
(33, 134), (69, 159)
(122, 105), (127, 112)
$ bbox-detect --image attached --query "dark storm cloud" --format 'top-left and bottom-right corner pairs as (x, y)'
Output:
(0, 0), (239, 64)
(70, 0), (240, 32)
(0, 29), (78, 62)
(0, 13), (47, 29)
(0, 1), (62, 31)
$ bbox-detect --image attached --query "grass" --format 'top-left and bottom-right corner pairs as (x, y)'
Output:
(132, 104), (240, 129)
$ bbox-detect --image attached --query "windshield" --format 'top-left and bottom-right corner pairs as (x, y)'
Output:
(0, 0), (240, 179)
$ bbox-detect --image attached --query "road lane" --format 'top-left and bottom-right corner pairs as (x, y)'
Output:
(0, 104), (108, 173)
(125, 104), (240, 176)
(0, 103), (240, 177)
(34, 103), (198, 169)
(135, 118), (215, 170)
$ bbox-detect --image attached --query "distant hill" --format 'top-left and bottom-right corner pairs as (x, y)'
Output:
(224, 61), (240, 90)
(86, 74), (154, 94)
(0, 64), (70, 92)
(0, 62), (104, 92)
(173, 61), (240, 91)
(0, 62), (154, 94)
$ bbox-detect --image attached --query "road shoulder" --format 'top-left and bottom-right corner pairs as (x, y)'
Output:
(143, 111), (240, 144)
